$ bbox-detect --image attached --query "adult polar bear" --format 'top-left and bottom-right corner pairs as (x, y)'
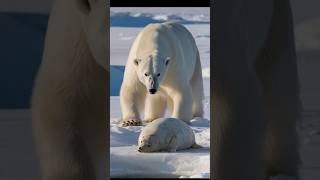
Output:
(31, 0), (108, 179)
(120, 22), (204, 126)
(213, 0), (301, 180)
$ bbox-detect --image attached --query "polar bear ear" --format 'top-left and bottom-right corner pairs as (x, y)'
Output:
(75, 0), (95, 15)
(165, 57), (170, 66)
(134, 58), (141, 66)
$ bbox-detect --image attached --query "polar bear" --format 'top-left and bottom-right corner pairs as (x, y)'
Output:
(31, 0), (108, 179)
(120, 22), (204, 126)
(213, 0), (301, 179)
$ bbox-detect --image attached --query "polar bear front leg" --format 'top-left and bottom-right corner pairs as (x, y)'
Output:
(144, 93), (167, 123)
(168, 85), (193, 123)
(120, 84), (145, 127)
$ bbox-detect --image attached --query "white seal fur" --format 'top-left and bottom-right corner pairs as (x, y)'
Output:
(137, 118), (200, 152)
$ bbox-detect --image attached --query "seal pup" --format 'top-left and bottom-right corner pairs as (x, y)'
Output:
(137, 118), (201, 152)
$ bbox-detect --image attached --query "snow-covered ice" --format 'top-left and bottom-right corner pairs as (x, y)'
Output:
(110, 97), (210, 178)
(110, 7), (210, 178)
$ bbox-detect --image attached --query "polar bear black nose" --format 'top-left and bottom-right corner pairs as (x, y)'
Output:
(138, 147), (142, 152)
(149, 89), (157, 94)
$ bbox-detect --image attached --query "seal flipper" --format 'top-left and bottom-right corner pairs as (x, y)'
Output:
(191, 143), (202, 148)
(167, 135), (177, 152)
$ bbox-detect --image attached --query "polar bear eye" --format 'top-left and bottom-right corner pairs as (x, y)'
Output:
(134, 58), (141, 66)
(144, 73), (148, 76)
(157, 73), (160, 77)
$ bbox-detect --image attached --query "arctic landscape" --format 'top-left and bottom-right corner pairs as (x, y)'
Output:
(1, 2), (320, 180)
(109, 7), (211, 178)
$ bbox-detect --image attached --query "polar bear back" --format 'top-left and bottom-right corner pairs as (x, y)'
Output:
(163, 22), (198, 79)
(128, 22), (199, 82)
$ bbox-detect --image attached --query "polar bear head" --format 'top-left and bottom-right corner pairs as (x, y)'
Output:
(134, 54), (170, 94)
(75, 0), (108, 70)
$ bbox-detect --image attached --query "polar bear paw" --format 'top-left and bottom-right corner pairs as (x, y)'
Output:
(121, 118), (142, 127)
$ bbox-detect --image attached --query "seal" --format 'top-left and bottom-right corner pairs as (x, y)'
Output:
(137, 118), (201, 152)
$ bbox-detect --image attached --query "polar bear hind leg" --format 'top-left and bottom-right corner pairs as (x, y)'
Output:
(257, 0), (301, 177)
(190, 51), (204, 118)
(262, 41), (301, 178)
(166, 95), (174, 115)
(169, 82), (193, 124)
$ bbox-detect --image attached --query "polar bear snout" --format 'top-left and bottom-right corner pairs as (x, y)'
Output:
(147, 76), (158, 94)
(149, 89), (157, 94)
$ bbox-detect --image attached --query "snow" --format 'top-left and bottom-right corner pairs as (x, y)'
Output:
(110, 7), (210, 178)
(110, 11), (209, 27)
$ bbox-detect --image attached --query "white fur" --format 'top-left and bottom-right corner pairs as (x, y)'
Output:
(120, 22), (204, 126)
(137, 118), (197, 152)
(31, 0), (108, 179)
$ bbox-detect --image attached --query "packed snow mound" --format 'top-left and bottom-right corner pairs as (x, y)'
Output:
(110, 11), (209, 27)
(110, 146), (209, 178)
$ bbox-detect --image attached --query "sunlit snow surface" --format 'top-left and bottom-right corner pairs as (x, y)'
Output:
(110, 7), (210, 178)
